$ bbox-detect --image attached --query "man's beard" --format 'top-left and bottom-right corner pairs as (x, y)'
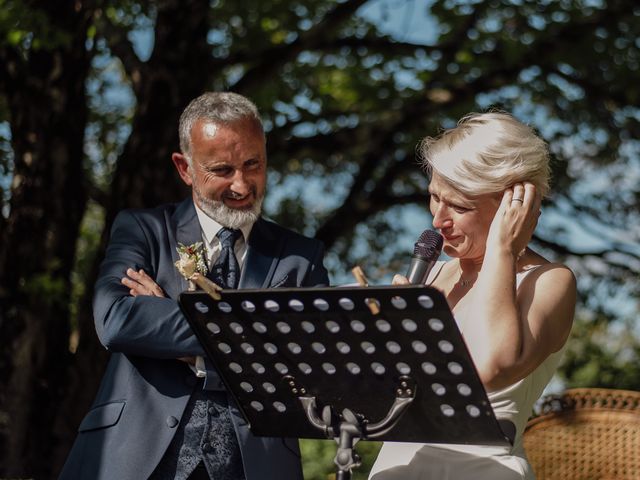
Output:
(193, 183), (264, 229)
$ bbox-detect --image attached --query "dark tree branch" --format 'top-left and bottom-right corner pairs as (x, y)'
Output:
(98, 14), (145, 83)
(532, 235), (639, 277)
(268, 124), (361, 156)
(230, 0), (370, 93)
(544, 65), (634, 114)
(313, 1), (640, 249)
(85, 177), (109, 209)
(314, 59), (531, 247)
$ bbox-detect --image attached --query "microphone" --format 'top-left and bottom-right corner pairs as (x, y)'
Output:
(406, 230), (443, 284)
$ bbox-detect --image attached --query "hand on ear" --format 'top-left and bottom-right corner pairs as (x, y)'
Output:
(487, 182), (541, 257)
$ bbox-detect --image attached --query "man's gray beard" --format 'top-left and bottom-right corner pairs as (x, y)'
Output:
(194, 186), (263, 230)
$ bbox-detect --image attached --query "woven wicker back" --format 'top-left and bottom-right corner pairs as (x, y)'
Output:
(523, 388), (640, 480)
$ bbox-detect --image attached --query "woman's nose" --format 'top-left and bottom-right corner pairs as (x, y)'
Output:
(432, 205), (452, 229)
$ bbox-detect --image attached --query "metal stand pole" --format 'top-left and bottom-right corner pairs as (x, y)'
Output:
(296, 376), (416, 479)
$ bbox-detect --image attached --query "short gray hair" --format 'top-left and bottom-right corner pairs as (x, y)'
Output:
(418, 111), (551, 197)
(178, 92), (264, 155)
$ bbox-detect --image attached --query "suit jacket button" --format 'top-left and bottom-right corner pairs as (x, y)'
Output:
(185, 375), (197, 387)
(202, 442), (214, 453)
(166, 416), (179, 428)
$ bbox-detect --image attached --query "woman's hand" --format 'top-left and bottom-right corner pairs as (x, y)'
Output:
(486, 182), (542, 258)
(121, 268), (166, 297)
(392, 274), (410, 286)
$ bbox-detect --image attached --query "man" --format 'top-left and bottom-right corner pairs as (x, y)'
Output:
(60, 92), (329, 480)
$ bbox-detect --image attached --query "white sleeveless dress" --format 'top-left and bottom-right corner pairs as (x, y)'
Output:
(368, 262), (566, 480)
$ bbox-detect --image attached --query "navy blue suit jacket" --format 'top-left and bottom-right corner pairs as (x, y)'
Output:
(60, 199), (329, 480)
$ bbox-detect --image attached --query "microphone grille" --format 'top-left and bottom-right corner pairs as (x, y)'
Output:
(413, 230), (443, 260)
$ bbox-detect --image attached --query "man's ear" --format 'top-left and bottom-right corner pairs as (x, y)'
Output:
(172, 152), (193, 186)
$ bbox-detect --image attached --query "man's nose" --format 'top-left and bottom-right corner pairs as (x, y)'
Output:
(229, 170), (251, 195)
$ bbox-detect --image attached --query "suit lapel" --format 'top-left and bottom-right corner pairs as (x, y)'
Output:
(239, 217), (285, 289)
(167, 198), (202, 296)
(168, 206), (284, 291)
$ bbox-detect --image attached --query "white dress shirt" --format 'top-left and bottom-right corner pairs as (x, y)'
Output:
(194, 203), (253, 270)
(190, 204), (255, 377)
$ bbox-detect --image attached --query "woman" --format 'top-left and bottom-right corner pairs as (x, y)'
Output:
(369, 112), (576, 479)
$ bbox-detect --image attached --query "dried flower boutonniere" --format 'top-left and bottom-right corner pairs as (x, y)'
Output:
(174, 242), (222, 299)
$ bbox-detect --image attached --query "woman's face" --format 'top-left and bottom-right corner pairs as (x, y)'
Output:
(428, 172), (501, 261)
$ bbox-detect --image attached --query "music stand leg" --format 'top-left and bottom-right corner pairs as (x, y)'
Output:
(296, 377), (417, 479)
(334, 417), (362, 479)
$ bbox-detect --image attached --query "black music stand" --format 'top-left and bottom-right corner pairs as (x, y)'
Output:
(179, 285), (511, 479)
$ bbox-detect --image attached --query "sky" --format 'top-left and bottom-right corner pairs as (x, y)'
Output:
(360, 0), (439, 44)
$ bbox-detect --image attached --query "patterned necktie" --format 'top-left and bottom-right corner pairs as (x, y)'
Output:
(208, 228), (242, 289)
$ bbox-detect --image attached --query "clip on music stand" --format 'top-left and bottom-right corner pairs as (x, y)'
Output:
(179, 285), (511, 479)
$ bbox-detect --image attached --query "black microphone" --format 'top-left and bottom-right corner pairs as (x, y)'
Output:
(406, 230), (443, 284)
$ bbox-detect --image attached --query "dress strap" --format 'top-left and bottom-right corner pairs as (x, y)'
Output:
(515, 264), (543, 289)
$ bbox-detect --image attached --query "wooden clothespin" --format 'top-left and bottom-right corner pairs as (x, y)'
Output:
(351, 265), (380, 315)
(175, 258), (223, 300)
(187, 273), (223, 301)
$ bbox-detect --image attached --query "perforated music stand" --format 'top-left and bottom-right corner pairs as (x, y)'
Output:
(179, 285), (511, 479)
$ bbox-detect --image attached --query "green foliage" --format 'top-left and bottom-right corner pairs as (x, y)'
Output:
(73, 0), (640, 390)
(560, 313), (640, 390)
(301, 438), (382, 480)
(21, 266), (68, 309)
(0, 0), (73, 55)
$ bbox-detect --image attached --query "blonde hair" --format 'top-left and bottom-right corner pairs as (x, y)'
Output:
(418, 112), (550, 197)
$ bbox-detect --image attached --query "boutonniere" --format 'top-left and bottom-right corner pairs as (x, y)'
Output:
(176, 242), (207, 279)
(174, 242), (222, 299)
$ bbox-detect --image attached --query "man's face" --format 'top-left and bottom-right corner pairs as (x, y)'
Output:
(173, 117), (267, 229)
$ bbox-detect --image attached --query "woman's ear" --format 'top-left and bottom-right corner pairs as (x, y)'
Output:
(491, 190), (506, 207)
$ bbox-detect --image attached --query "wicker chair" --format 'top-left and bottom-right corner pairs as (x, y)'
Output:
(523, 388), (640, 480)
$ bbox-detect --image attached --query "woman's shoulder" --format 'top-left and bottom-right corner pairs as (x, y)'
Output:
(518, 264), (576, 299)
(519, 249), (575, 278)
(517, 251), (577, 301)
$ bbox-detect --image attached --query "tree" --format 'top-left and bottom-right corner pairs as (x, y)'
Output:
(0, 0), (96, 474)
(1, 0), (638, 476)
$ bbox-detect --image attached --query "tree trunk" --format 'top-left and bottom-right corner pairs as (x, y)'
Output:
(0, 2), (94, 477)
(52, 0), (212, 473)
(108, 0), (212, 215)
